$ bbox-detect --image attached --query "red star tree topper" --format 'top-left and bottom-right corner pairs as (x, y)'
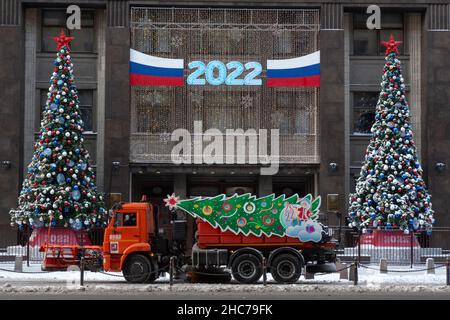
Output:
(382, 34), (402, 55)
(53, 29), (74, 50)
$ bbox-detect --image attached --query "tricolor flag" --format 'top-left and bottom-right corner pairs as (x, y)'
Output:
(266, 51), (320, 87)
(129, 49), (184, 86)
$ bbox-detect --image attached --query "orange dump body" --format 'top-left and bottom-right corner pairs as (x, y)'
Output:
(196, 219), (336, 250)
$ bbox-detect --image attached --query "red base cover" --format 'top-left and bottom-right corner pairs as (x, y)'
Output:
(358, 230), (420, 247)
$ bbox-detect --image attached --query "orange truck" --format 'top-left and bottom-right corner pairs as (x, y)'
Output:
(42, 199), (337, 284)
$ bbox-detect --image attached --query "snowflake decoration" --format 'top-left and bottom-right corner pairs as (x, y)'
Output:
(171, 35), (183, 48)
(151, 92), (163, 107)
(272, 27), (283, 37)
(230, 29), (244, 42)
(302, 104), (315, 114)
(271, 110), (285, 125)
(159, 132), (172, 144)
(191, 92), (204, 108)
(164, 193), (180, 211)
(241, 94), (253, 109)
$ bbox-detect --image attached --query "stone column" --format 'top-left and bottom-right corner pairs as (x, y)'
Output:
(319, 3), (346, 226)
(95, 9), (106, 191)
(23, 9), (37, 175)
(174, 173), (194, 253)
(104, 0), (130, 202)
(425, 4), (450, 229)
(0, 0), (23, 241)
(406, 13), (422, 162)
(258, 175), (272, 197)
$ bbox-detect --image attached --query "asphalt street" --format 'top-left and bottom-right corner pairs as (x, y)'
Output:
(1, 291), (450, 300)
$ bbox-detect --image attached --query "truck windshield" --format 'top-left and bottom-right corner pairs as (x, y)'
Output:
(114, 212), (137, 227)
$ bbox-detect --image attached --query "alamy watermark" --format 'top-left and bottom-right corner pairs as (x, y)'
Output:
(66, 5), (81, 30)
(171, 121), (280, 175)
(366, 5), (381, 30)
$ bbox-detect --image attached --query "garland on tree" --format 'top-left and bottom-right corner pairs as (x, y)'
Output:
(348, 35), (434, 233)
(164, 193), (326, 243)
(9, 31), (106, 230)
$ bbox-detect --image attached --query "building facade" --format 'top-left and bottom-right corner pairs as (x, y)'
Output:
(0, 0), (449, 246)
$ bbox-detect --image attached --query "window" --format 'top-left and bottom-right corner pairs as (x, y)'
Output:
(77, 90), (94, 132)
(41, 9), (95, 53)
(38, 89), (48, 130)
(203, 92), (254, 131)
(352, 92), (378, 134)
(353, 13), (404, 55)
(123, 213), (137, 226)
(114, 213), (121, 227)
(271, 92), (315, 134)
(275, 32), (293, 54)
(134, 89), (172, 133)
(39, 89), (94, 132)
(114, 212), (137, 227)
(152, 29), (170, 53)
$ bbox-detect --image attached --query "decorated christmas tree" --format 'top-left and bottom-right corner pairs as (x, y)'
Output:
(348, 35), (434, 233)
(164, 193), (325, 242)
(9, 31), (106, 230)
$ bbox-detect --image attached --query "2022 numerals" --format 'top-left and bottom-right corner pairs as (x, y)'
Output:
(187, 60), (262, 86)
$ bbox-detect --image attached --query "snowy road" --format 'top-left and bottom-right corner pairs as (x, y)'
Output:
(2, 291), (450, 300)
(1, 263), (450, 299)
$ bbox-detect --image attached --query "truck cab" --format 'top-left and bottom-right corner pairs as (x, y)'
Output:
(103, 202), (159, 283)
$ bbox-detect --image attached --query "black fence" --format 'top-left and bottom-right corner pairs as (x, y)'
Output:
(332, 226), (450, 266)
(2, 224), (450, 266)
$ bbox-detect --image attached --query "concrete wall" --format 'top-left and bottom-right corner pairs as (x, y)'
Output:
(319, 3), (346, 225)
(0, 0), (23, 242)
(104, 0), (131, 202)
(1, 0), (450, 246)
(424, 4), (450, 227)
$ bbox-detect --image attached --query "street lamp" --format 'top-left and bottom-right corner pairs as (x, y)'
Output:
(436, 162), (446, 173)
(1, 160), (11, 169)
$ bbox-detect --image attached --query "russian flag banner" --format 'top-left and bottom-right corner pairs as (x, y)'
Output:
(129, 49), (184, 86)
(266, 51), (320, 87)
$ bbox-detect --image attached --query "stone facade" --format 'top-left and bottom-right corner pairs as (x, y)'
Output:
(0, 0), (449, 246)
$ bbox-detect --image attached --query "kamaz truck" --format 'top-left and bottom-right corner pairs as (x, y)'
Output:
(42, 193), (337, 284)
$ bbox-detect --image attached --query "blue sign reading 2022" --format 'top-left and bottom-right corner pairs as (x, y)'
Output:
(187, 60), (262, 86)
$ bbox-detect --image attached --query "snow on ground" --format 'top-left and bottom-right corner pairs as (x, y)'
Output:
(0, 263), (449, 294)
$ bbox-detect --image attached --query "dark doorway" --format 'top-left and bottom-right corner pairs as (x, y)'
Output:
(272, 174), (315, 198)
(187, 175), (258, 198)
(132, 174), (175, 244)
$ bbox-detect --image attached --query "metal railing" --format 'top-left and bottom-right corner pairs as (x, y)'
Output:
(331, 226), (450, 266)
(0, 226), (105, 265)
(2, 224), (450, 267)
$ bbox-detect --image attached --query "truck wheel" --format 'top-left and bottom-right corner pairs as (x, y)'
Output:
(123, 254), (151, 284)
(271, 254), (302, 284)
(144, 259), (158, 283)
(231, 254), (262, 284)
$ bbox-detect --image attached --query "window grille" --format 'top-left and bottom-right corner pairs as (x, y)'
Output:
(130, 7), (320, 164)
